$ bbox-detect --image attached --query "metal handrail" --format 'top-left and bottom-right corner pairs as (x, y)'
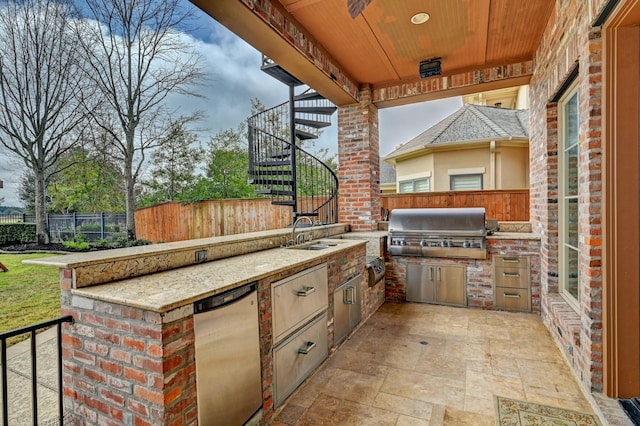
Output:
(247, 91), (338, 223)
(0, 315), (74, 425)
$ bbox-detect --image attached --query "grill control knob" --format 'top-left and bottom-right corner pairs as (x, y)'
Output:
(419, 239), (428, 247)
(440, 241), (447, 247)
(463, 241), (470, 248)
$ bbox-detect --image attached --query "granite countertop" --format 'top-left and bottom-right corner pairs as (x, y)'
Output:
(71, 239), (365, 314)
(487, 232), (541, 240)
(340, 231), (388, 240)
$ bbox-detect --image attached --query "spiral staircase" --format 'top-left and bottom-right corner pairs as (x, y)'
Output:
(247, 56), (339, 224)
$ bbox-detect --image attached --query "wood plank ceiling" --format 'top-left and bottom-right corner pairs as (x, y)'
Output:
(278, 0), (553, 85)
(192, 0), (554, 104)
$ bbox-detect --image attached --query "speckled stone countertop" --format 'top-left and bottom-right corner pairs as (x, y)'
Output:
(71, 239), (365, 313)
(487, 232), (541, 240)
(340, 231), (388, 239)
(24, 224), (350, 288)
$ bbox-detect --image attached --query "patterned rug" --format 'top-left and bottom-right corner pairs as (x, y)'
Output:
(495, 396), (602, 425)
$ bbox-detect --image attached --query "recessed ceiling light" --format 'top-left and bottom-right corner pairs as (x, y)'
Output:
(411, 12), (430, 25)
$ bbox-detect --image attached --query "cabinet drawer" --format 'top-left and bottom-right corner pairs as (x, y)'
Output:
(494, 267), (529, 289)
(494, 287), (530, 312)
(494, 255), (530, 269)
(272, 264), (328, 343)
(274, 312), (328, 406)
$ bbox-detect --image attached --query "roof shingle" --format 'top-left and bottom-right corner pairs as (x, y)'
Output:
(385, 105), (529, 158)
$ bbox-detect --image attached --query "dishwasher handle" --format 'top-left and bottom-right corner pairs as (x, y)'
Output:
(194, 282), (257, 313)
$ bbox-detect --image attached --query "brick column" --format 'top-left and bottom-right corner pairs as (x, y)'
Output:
(337, 85), (381, 231)
(60, 269), (197, 426)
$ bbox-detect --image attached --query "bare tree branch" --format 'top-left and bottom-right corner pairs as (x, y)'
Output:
(0, 0), (90, 244)
(79, 0), (206, 239)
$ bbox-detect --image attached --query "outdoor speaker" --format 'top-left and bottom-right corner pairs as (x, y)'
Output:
(419, 58), (442, 78)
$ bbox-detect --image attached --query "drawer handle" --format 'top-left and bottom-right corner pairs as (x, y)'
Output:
(502, 258), (520, 263)
(502, 272), (521, 278)
(298, 341), (316, 355)
(503, 292), (521, 299)
(344, 285), (356, 304)
(297, 286), (317, 296)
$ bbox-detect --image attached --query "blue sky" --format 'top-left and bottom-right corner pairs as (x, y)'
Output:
(0, 1), (462, 207)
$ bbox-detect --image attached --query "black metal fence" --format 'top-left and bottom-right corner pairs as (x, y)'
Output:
(0, 316), (73, 425)
(0, 213), (127, 242)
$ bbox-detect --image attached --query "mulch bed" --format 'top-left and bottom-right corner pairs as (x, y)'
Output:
(0, 243), (108, 254)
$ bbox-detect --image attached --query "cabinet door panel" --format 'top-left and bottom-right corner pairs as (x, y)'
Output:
(406, 263), (435, 302)
(494, 267), (529, 289)
(494, 288), (530, 311)
(435, 265), (467, 307)
(273, 312), (328, 406)
(272, 264), (328, 343)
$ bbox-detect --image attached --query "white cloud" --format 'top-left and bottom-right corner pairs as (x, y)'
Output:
(0, 5), (463, 207)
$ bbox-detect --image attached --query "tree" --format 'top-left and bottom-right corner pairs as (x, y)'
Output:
(0, 0), (89, 244)
(138, 121), (203, 207)
(79, 0), (205, 239)
(18, 172), (35, 214)
(181, 126), (255, 202)
(47, 147), (125, 214)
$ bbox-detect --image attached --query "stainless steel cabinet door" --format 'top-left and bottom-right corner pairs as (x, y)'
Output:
(194, 288), (262, 425)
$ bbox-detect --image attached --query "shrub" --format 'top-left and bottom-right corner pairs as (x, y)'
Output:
(93, 238), (112, 248)
(78, 223), (101, 232)
(0, 223), (36, 245)
(63, 240), (90, 250)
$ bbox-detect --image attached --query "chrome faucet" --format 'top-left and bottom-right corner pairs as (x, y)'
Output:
(291, 216), (313, 245)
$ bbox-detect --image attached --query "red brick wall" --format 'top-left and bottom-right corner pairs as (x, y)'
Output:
(385, 238), (542, 313)
(338, 85), (381, 231)
(255, 245), (369, 424)
(60, 271), (196, 425)
(59, 244), (370, 425)
(529, 0), (604, 392)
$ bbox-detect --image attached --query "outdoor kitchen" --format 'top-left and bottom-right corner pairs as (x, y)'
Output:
(385, 208), (541, 313)
(23, 211), (543, 425)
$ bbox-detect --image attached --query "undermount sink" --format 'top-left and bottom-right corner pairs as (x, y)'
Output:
(287, 240), (345, 250)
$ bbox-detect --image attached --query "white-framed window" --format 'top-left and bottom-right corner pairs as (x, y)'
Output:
(559, 83), (579, 308)
(399, 177), (430, 193)
(450, 174), (483, 190)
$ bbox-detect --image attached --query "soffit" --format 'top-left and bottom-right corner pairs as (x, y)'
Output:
(192, 0), (552, 104)
(278, 0), (553, 84)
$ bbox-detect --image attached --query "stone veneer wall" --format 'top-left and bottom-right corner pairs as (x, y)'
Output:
(60, 244), (374, 426)
(385, 238), (541, 313)
(337, 85), (381, 231)
(529, 0), (604, 391)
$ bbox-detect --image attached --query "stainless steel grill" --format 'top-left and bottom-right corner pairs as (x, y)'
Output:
(388, 207), (488, 259)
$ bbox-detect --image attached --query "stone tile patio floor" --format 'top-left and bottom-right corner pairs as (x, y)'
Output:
(0, 303), (632, 425)
(272, 302), (632, 426)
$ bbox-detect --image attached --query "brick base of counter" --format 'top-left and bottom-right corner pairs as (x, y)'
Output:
(59, 243), (375, 426)
(385, 238), (541, 313)
(60, 272), (197, 426)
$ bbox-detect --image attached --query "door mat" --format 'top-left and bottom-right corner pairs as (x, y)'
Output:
(619, 398), (640, 425)
(495, 396), (601, 426)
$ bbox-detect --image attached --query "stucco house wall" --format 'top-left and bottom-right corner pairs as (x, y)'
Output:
(432, 146), (490, 191)
(497, 145), (530, 189)
(386, 102), (529, 194)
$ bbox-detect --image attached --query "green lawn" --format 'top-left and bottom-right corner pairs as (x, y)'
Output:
(0, 253), (61, 345)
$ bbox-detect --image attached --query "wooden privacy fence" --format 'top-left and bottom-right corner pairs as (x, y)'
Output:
(381, 189), (530, 221)
(135, 199), (293, 243)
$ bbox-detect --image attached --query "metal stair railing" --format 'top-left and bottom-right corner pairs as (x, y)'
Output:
(248, 100), (338, 223)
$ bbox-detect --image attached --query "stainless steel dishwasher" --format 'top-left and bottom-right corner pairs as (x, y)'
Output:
(193, 282), (262, 425)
